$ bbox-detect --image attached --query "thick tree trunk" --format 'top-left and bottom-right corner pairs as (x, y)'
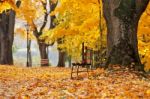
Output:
(0, 34), (1, 58)
(0, 10), (15, 65)
(103, 0), (149, 70)
(0, 1), (21, 65)
(38, 40), (49, 66)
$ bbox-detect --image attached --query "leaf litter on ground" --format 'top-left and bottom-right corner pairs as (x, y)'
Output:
(0, 65), (150, 99)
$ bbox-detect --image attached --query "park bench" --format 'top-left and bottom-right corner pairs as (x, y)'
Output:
(71, 43), (93, 79)
(41, 59), (49, 66)
(71, 62), (92, 78)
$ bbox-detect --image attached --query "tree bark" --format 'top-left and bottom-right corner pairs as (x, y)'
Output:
(57, 39), (65, 67)
(0, 1), (21, 65)
(0, 10), (15, 65)
(57, 50), (65, 67)
(68, 55), (72, 67)
(27, 39), (32, 67)
(28, 40), (32, 66)
(102, 0), (149, 70)
(38, 40), (49, 66)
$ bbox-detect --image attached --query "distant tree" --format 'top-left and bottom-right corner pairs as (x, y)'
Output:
(103, 0), (149, 70)
(32, 1), (57, 66)
(18, 0), (57, 66)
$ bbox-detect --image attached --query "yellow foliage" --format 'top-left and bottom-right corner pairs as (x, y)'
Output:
(15, 28), (35, 40)
(43, 0), (150, 71)
(16, 0), (37, 27)
(0, 1), (13, 13)
(42, 0), (106, 59)
(1, 0), (150, 71)
(138, 2), (150, 71)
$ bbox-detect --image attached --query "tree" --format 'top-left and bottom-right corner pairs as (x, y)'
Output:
(42, 0), (106, 65)
(35, 0), (57, 66)
(103, 0), (149, 70)
(57, 38), (66, 67)
(0, 0), (21, 65)
(32, 0), (50, 66)
(17, 0), (57, 66)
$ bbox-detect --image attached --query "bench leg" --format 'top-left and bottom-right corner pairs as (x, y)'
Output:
(87, 65), (90, 77)
(71, 65), (74, 79)
(77, 65), (80, 77)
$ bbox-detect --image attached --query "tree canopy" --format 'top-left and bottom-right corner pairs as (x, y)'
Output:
(0, 0), (150, 70)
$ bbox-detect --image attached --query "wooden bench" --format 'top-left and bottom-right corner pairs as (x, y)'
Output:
(71, 43), (93, 79)
(71, 62), (92, 78)
(41, 59), (49, 66)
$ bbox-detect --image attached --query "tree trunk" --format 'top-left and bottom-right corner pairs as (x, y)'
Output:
(28, 46), (32, 67)
(68, 55), (72, 67)
(38, 40), (49, 66)
(57, 50), (65, 67)
(0, 1), (21, 65)
(0, 10), (15, 65)
(102, 0), (149, 70)
(57, 38), (65, 67)
(27, 40), (32, 67)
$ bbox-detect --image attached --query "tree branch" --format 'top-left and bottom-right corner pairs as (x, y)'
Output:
(16, 0), (21, 8)
(50, 0), (58, 11)
(135, 0), (149, 16)
(39, 1), (48, 34)
(32, 21), (39, 38)
(49, 0), (58, 29)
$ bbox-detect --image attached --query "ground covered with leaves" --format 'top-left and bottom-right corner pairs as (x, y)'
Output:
(0, 65), (150, 99)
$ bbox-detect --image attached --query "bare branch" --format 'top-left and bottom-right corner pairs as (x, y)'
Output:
(16, 0), (21, 8)
(32, 21), (39, 38)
